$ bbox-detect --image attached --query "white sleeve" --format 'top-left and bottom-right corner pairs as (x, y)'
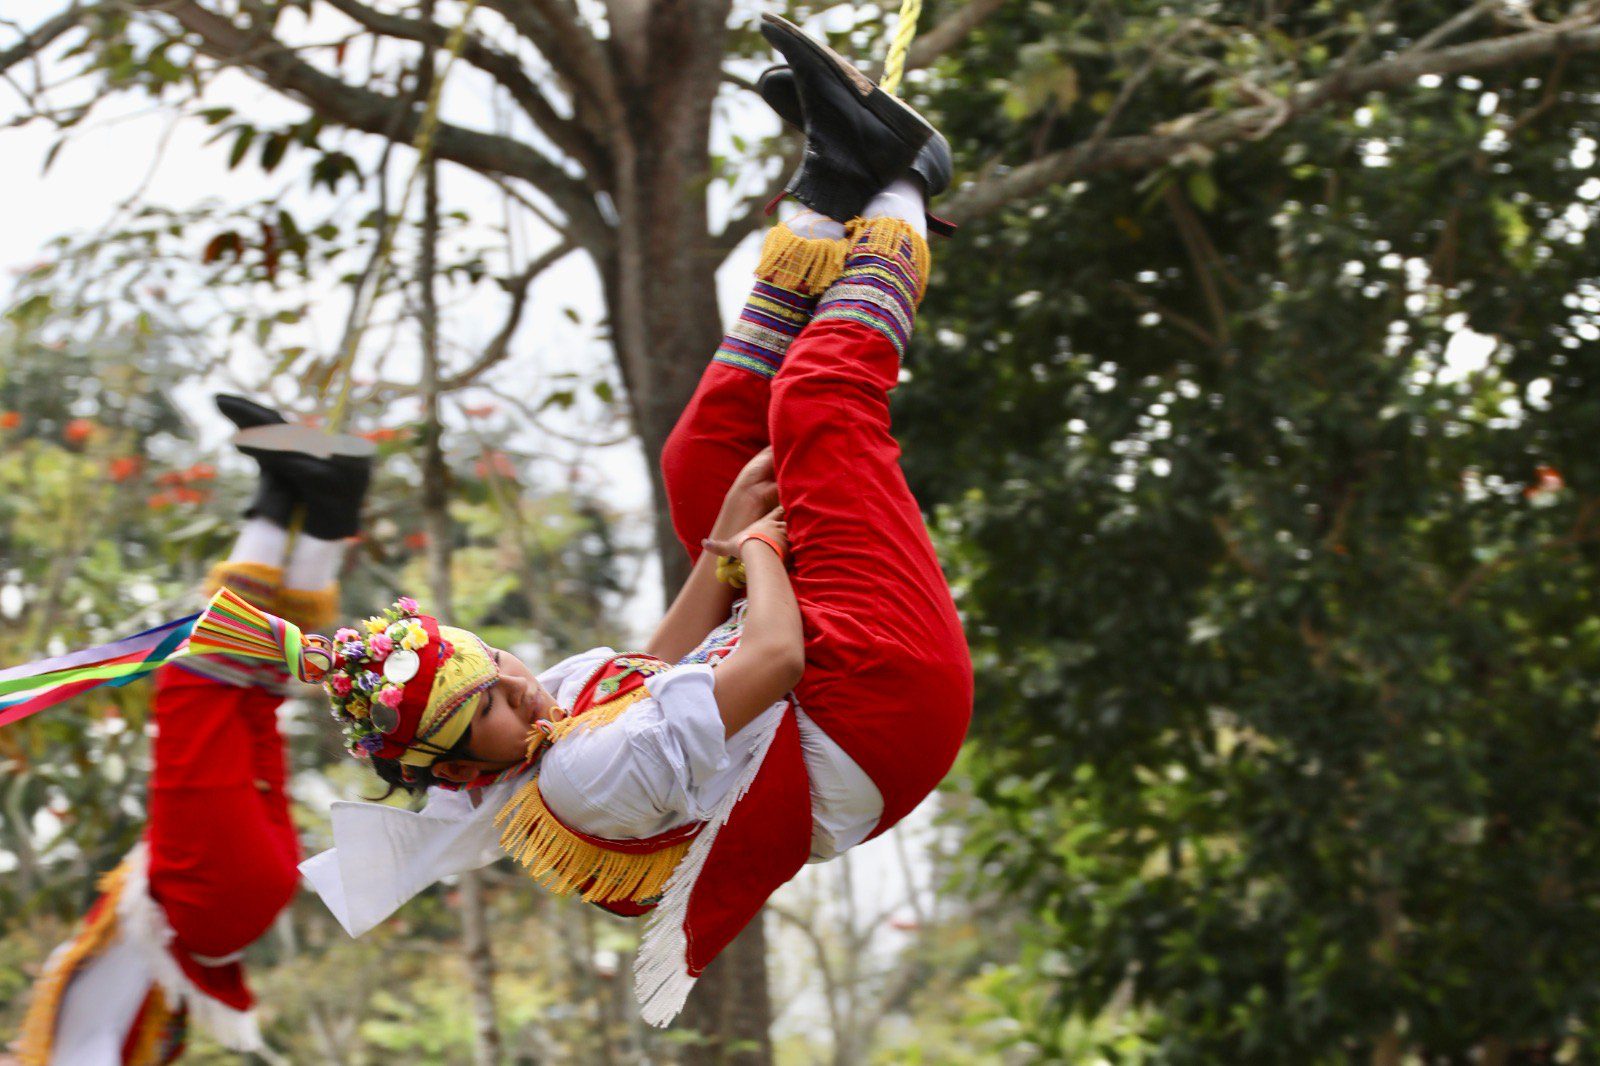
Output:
(639, 664), (728, 785)
(299, 772), (525, 938)
(537, 665), (730, 836)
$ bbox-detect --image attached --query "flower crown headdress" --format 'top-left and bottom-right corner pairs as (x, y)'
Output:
(322, 596), (497, 767)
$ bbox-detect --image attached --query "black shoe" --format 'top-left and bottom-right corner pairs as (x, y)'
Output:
(216, 395), (375, 540)
(759, 14), (940, 224)
(216, 393), (295, 528)
(757, 64), (956, 236)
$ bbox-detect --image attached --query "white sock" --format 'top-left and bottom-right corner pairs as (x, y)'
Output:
(778, 201), (846, 240)
(229, 517), (288, 568)
(864, 177), (927, 237)
(285, 533), (348, 591)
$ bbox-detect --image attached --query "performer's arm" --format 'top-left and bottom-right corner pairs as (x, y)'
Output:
(644, 449), (777, 664)
(699, 512), (804, 736)
(643, 551), (739, 665)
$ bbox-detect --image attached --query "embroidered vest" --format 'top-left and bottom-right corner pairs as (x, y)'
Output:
(495, 654), (702, 907)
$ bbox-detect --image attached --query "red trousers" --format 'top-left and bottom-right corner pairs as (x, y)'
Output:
(146, 665), (300, 966)
(661, 316), (972, 835)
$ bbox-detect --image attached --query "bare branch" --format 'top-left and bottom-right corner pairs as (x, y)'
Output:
(944, 18), (1600, 224)
(0, 4), (96, 80)
(133, 0), (605, 235)
(438, 238), (577, 391)
(320, 0), (609, 181)
(906, 0), (1007, 71)
(482, 0), (623, 129)
(1410, 0), (1502, 54)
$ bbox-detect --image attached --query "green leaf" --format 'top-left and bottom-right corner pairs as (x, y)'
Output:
(1187, 170), (1219, 213)
(227, 126), (257, 170)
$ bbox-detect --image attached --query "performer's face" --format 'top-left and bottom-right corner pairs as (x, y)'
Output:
(432, 647), (559, 779)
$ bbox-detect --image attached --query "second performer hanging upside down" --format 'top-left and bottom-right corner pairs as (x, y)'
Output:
(299, 15), (973, 1024)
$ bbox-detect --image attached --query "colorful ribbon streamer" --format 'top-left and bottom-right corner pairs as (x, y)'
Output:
(0, 614), (199, 728)
(0, 587), (331, 730)
(187, 587), (331, 684)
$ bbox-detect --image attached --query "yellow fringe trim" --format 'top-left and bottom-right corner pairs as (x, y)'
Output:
(205, 561), (338, 631)
(124, 986), (180, 1066)
(758, 222), (847, 295)
(204, 561), (282, 611)
(496, 685), (693, 903)
(268, 583), (339, 632)
(845, 215), (933, 303)
(17, 859), (133, 1066)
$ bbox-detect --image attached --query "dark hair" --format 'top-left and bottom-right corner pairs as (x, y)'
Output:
(366, 724), (476, 798)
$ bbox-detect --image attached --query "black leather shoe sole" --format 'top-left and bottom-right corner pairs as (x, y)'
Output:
(231, 436), (373, 540)
(759, 14), (935, 222)
(217, 395), (374, 539)
(216, 393), (295, 528)
(216, 393), (287, 431)
(756, 64), (956, 236)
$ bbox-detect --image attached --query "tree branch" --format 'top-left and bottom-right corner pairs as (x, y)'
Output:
(482, 0), (623, 130)
(943, 18), (1600, 224)
(320, 0), (609, 181)
(906, 0), (1008, 72)
(438, 238), (577, 391)
(0, 4), (95, 79)
(134, 0), (604, 236)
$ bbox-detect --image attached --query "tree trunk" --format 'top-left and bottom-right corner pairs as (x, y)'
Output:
(675, 918), (774, 1066)
(597, 5), (774, 1060)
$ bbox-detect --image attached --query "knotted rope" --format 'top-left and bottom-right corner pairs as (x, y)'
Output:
(877, 0), (923, 95)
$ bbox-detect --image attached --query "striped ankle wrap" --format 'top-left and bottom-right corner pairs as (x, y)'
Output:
(813, 217), (930, 358)
(713, 223), (846, 380)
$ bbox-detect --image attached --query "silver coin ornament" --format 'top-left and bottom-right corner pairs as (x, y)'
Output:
(370, 702), (401, 734)
(384, 648), (421, 684)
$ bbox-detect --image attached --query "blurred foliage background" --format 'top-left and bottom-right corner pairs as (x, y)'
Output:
(4, 1), (1600, 1063)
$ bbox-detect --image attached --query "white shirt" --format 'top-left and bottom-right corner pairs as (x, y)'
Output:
(301, 635), (883, 939)
(537, 645), (883, 861)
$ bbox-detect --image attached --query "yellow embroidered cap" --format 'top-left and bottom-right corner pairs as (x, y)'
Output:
(322, 597), (497, 768)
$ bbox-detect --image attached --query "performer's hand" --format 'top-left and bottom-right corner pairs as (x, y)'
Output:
(703, 506), (788, 560)
(732, 447), (778, 509)
(710, 448), (778, 541)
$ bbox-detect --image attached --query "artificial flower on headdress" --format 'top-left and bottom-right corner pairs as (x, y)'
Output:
(321, 596), (498, 767)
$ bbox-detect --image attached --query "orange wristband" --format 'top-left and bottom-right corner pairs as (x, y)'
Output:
(739, 531), (787, 566)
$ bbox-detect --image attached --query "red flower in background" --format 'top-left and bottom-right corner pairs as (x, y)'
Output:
(0, 411), (19, 431)
(173, 486), (210, 505)
(147, 491), (174, 511)
(474, 450), (517, 480)
(1525, 465), (1565, 502)
(462, 404), (498, 418)
(404, 531), (429, 550)
(183, 462), (217, 481)
(360, 427), (401, 444)
(156, 471), (185, 487)
(108, 456), (143, 482)
(63, 418), (96, 444)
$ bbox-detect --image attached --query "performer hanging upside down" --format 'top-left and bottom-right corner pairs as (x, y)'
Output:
(298, 15), (973, 1024)
(17, 398), (372, 1065)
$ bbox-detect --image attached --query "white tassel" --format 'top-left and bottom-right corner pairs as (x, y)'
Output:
(113, 843), (265, 1051)
(633, 702), (789, 1026)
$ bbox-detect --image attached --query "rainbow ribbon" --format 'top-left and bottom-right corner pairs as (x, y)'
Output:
(0, 614), (199, 728)
(0, 588), (330, 729)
